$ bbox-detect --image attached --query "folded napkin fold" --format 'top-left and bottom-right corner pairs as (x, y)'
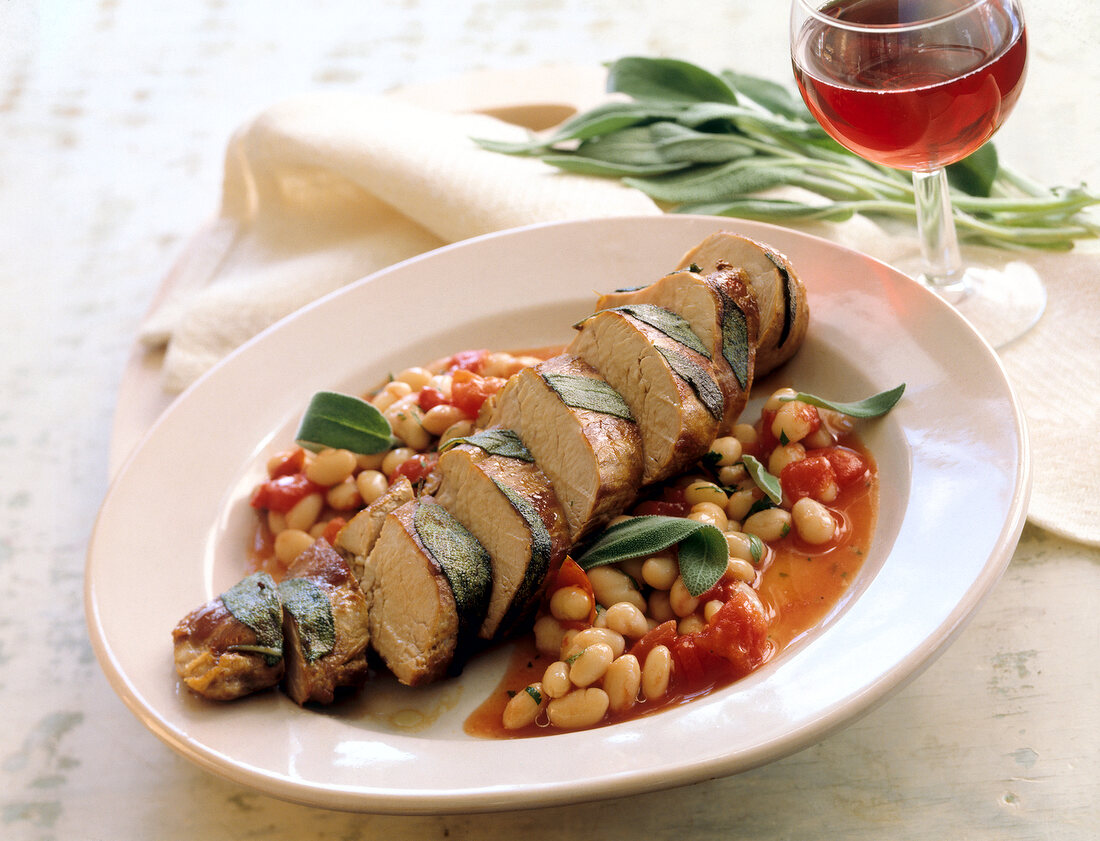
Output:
(139, 91), (1100, 546)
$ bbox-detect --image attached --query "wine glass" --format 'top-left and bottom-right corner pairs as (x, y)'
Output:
(790, 0), (1044, 348)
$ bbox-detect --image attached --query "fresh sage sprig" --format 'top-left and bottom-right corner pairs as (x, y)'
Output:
(477, 57), (1099, 250)
(295, 391), (396, 455)
(741, 455), (783, 505)
(576, 515), (728, 597)
(783, 384), (905, 418)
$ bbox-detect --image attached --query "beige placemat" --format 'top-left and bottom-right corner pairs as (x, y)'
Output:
(138, 91), (1100, 546)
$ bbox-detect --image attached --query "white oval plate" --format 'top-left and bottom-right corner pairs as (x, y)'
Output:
(85, 215), (1029, 814)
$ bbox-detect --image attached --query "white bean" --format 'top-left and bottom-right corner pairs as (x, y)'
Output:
(568, 642), (615, 687)
(641, 645), (672, 700)
(562, 627), (626, 660)
(502, 683), (547, 730)
(588, 566), (646, 612)
(604, 655), (642, 713)
(541, 661), (572, 699)
(792, 497), (837, 544)
(743, 507), (793, 542)
(669, 576), (700, 618)
(603, 602), (650, 639)
(547, 688), (609, 729)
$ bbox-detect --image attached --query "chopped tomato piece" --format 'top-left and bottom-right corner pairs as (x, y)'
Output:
(745, 409), (778, 459)
(451, 370), (506, 418)
(321, 517), (347, 545)
(250, 472), (323, 513)
(417, 386), (447, 412)
(780, 455), (838, 503)
(628, 619), (677, 664)
(445, 349), (488, 373)
(632, 499), (692, 517)
(267, 446), (305, 479)
(394, 452), (439, 485)
(696, 591), (768, 677)
(818, 447), (870, 488)
(669, 635), (708, 686)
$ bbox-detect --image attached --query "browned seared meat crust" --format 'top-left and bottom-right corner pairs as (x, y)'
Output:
(172, 572), (285, 701)
(676, 232), (807, 377)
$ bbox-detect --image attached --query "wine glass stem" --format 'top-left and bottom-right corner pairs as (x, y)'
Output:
(912, 168), (966, 296)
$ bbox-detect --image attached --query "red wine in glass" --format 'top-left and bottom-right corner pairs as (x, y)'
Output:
(791, 0), (1044, 347)
(793, 0), (1027, 170)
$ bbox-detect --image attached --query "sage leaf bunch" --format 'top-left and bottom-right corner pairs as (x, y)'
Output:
(477, 57), (1098, 250)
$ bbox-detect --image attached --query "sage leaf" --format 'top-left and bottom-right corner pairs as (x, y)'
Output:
(543, 373), (634, 420)
(576, 515), (728, 597)
(718, 294), (751, 389)
(221, 572), (283, 665)
(296, 391), (394, 455)
(539, 154), (688, 178)
(472, 55), (1100, 251)
(440, 428), (534, 462)
(784, 384), (906, 418)
(656, 345), (724, 420)
(605, 303), (711, 358)
(747, 533), (765, 565)
(278, 577), (335, 663)
(742, 455), (783, 505)
(606, 56), (738, 105)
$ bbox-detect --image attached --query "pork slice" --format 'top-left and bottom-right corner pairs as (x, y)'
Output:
(569, 309), (720, 484)
(435, 442), (570, 640)
(333, 476), (416, 584)
(171, 572), (285, 701)
(279, 539), (371, 705)
(488, 354), (643, 541)
(595, 267), (759, 433)
(676, 232), (808, 376)
(362, 497), (492, 685)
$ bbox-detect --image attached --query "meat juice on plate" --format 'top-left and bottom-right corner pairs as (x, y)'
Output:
(792, 0), (1027, 169)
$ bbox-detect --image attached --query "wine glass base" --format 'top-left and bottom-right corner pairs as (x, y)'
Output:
(916, 261), (1047, 349)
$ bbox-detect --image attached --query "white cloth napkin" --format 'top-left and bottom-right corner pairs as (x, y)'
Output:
(138, 91), (1100, 546)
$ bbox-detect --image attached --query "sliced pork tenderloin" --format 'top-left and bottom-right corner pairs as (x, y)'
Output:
(488, 354), (643, 541)
(361, 497), (492, 686)
(434, 434), (570, 640)
(569, 308), (721, 484)
(279, 539), (371, 705)
(676, 232), (808, 377)
(595, 266), (759, 433)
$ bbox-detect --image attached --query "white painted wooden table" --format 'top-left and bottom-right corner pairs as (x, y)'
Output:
(2, 1), (1096, 838)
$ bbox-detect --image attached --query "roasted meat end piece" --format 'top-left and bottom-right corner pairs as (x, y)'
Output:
(361, 497), (492, 686)
(489, 354), (643, 541)
(595, 266), (759, 434)
(171, 572), (285, 701)
(435, 443), (570, 640)
(569, 308), (721, 484)
(279, 539), (371, 705)
(677, 232), (807, 377)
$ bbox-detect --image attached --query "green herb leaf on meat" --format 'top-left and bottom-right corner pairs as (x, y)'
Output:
(608, 304), (711, 359)
(542, 373), (634, 421)
(440, 428), (534, 462)
(295, 391), (395, 455)
(221, 572), (284, 665)
(277, 577), (335, 663)
(656, 345), (724, 419)
(783, 383), (905, 418)
(576, 515), (727, 597)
